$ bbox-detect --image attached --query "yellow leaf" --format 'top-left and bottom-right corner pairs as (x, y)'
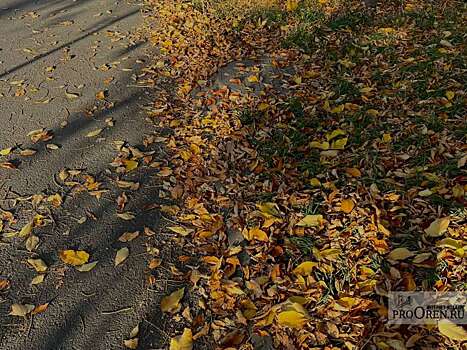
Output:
(76, 261), (98, 272)
(331, 104), (345, 114)
(31, 274), (45, 285)
(425, 217), (450, 237)
(258, 102), (269, 111)
(310, 178), (321, 187)
(9, 303), (35, 317)
(168, 226), (194, 236)
(123, 160), (138, 172)
(47, 193), (62, 207)
(296, 214), (323, 227)
(277, 310), (308, 328)
(247, 227), (269, 242)
(86, 128), (103, 137)
(436, 238), (463, 250)
(19, 222), (33, 237)
(27, 258), (48, 272)
(445, 91), (455, 100)
(320, 248), (341, 261)
(169, 328), (193, 350)
(331, 137), (347, 150)
(0, 147), (13, 156)
(438, 319), (467, 341)
(310, 141), (329, 150)
(115, 247), (129, 266)
(60, 250), (89, 266)
(285, 0), (299, 12)
(412, 253), (432, 264)
(247, 75), (259, 83)
(256, 202), (280, 218)
(326, 129), (346, 141)
(293, 261), (318, 276)
(341, 199), (355, 213)
(161, 287), (185, 313)
(387, 248), (414, 261)
(382, 133), (392, 143)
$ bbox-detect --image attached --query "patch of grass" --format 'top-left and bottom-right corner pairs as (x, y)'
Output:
(289, 236), (315, 255)
(282, 25), (316, 53)
(298, 150), (324, 176)
(328, 12), (371, 31)
(333, 77), (360, 99)
(237, 108), (261, 125)
(252, 7), (287, 26)
(295, 6), (324, 24)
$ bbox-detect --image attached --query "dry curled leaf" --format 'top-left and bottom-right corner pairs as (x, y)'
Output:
(115, 247), (129, 266)
(27, 258), (47, 273)
(161, 287), (184, 313)
(118, 231), (140, 242)
(9, 303), (35, 317)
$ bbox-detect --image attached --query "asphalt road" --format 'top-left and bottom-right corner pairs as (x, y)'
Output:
(0, 1), (182, 349)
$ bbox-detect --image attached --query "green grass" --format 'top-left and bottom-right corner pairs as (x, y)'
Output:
(282, 25), (316, 53)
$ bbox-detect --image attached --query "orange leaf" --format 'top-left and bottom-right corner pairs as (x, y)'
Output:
(341, 199), (355, 213)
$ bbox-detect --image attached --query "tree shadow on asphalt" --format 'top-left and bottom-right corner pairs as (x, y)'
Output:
(0, 1), (198, 349)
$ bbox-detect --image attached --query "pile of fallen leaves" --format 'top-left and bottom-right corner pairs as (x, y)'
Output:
(141, 0), (466, 348)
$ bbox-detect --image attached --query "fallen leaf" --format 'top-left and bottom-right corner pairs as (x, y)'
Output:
(123, 338), (138, 349)
(0, 278), (11, 290)
(170, 328), (193, 350)
(20, 149), (37, 156)
(246, 227), (269, 242)
(425, 217), (450, 237)
(86, 128), (104, 138)
(296, 214), (323, 227)
(161, 287), (185, 313)
(341, 199), (355, 214)
(117, 212), (135, 220)
(25, 235), (39, 251)
(293, 261), (318, 276)
(122, 160), (138, 172)
(345, 167), (361, 177)
(387, 248), (414, 261)
(19, 222), (33, 237)
(438, 319), (467, 341)
(9, 303), (34, 317)
(118, 231), (140, 242)
(115, 247), (129, 266)
(76, 261), (98, 272)
(168, 226), (193, 236)
(31, 274), (45, 285)
(32, 303), (49, 315)
(59, 250), (90, 266)
(96, 90), (108, 100)
(277, 310), (308, 328)
(65, 91), (80, 99)
(0, 147), (13, 156)
(27, 258), (47, 272)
